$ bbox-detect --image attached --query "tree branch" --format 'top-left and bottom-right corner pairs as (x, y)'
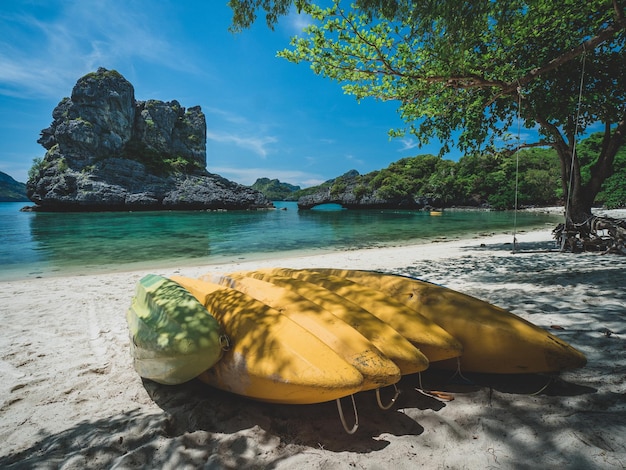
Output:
(514, 17), (626, 88)
(490, 12), (626, 103)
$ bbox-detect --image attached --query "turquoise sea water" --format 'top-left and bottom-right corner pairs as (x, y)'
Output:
(0, 201), (561, 281)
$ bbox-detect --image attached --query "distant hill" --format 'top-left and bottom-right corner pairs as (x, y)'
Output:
(251, 178), (301, 201)
(0, 171), (29, 202)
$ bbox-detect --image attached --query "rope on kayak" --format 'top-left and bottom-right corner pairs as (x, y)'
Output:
(449, 356), (472, 383)
(376, 384), (400, 410)
(529, 375), (554, 396)
(336, 395), (359, 434)
(416, 373), (455, 402)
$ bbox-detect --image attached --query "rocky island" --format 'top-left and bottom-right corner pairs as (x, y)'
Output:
(296, 170), (436, 210)
(26, 68), (272, 211)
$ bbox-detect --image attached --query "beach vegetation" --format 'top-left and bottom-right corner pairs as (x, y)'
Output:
(82, 68), (123, 81)
(353, 183), (368, 200)
(163, 156), (204, 174)
(0, 170), (29, 201)
(329, 177), (348, 198)
(229, 0), (626, 223)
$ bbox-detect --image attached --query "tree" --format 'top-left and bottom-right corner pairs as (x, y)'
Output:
(229, 0), (626, 224)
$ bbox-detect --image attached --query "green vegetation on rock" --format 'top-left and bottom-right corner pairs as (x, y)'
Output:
(121, 141), (204, 176)
(251, 177), (301, 200)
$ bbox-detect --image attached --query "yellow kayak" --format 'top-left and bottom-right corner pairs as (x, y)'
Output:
(238, 268), (464, 364)
(220, 271), (431, 375)
(306, 269), (587, 374)
(209, 273), (403, 391)
(171, 276), (364, 404)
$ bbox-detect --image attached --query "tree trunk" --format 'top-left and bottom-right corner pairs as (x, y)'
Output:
(551, 121), (625, 254)
(537, 113), (625, 225)
(556, 143), (592, 225)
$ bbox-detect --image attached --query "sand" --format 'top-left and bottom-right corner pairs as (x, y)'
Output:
(1, 219), (625, 469)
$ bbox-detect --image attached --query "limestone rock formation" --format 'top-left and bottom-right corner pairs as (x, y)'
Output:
(27, 68), (271, 211)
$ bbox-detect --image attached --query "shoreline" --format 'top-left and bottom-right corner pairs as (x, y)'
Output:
(1, 224), (625, 468)
(3, 205), (624, 283)
(0, 221), (555, 283)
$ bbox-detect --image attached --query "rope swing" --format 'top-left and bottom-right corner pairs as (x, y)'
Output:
(512, 85), (523, 253)
(562, 50), (588, 243)
(512, 49), (588, 253)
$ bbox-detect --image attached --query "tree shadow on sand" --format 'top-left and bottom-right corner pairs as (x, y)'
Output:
(0, 366), (604, 470)
(392, 244), (626, 467)
(139, 366), (609, 468)
(2, 245), (624, 469)
(142, 377), (427, 452)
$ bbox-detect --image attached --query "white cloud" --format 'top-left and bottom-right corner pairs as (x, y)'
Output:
(345, 154), (364, 166)
(301, 177), (326, 187)
(206, 131), (278, 158)
(0, 1), (194, 99)
(205, 107), (249, 125)
(282, 9), (314, 35)
(397, 137), (419, 152)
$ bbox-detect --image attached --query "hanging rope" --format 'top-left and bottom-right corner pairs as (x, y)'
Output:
(562, 49), (588, 250)
(512, 85), (523, 252)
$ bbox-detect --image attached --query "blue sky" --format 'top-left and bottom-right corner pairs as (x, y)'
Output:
(0, 0), (464, 188)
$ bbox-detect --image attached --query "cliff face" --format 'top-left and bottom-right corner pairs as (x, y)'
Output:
(27, 68), (271, 211)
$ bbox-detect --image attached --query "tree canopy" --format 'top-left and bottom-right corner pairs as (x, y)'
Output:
(229, 0), (626, 219)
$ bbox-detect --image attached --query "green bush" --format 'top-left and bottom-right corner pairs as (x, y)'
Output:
(28, 157), (44, 181)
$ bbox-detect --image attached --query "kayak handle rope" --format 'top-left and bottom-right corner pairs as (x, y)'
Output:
(336, 395), (359, 434)
(417, 373), (455, 402)
(451, 357), (471, 383)
(376, 384), (400, 410)
(530, 375), (554, 396)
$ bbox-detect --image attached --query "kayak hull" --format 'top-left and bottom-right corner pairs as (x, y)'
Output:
(306, 269), (587, 374)
(172, 276), (365, 404)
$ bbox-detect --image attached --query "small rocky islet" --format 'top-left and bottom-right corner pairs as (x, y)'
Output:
(26, 67), (272, 212)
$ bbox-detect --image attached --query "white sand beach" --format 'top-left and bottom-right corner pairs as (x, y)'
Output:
(1, 220), (625, 469)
